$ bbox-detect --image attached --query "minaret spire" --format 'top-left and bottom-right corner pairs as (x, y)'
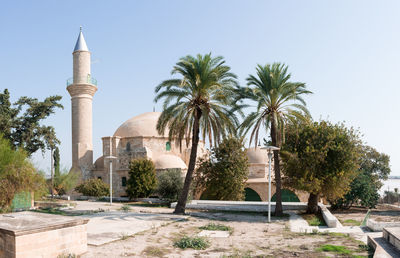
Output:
(74, 26), (89, 52)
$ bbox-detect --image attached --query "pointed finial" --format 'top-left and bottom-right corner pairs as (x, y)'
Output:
(80, 26), (82, 32)
(153, 106), (155, 112)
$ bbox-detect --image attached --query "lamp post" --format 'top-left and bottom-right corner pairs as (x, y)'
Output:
(261, 145), (280, 223)
(104, 156), (117, 205)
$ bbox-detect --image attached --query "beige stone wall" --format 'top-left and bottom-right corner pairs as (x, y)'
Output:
(0, 224), (87, 258)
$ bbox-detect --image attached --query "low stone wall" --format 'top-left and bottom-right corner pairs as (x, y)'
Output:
(171, 200), (308, 212)
(0, 212), (88, 258)
(367, 219), (400, 232)
(320, 204), (342, 228)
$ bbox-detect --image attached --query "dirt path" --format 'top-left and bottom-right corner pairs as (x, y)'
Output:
(83, 211), (371, 258)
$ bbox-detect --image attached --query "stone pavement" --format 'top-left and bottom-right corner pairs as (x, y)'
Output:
(82, 211), (186, 246)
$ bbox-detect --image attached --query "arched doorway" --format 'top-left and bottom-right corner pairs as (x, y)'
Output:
(244, 188), (262, 201)
(271, 189), (300, 202)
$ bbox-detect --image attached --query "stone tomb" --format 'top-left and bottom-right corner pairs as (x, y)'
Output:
(0, 211), (88, 258)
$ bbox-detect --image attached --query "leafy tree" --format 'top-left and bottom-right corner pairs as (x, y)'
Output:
(330, 146), (390, 209)
(156, 169), (183, 203)
(194, 137), (249, 201)
(126, 158), (157, 199)
(75, 178), (109, 197)
(281, 120), (360, 214)
(53, 169), (79, 196)
(235, 63), (312, 216)
(154, 54), (239, 214)
(53, 147), (60, 179)
(0, 89), (63, 155)
(0, 136), (45, 211)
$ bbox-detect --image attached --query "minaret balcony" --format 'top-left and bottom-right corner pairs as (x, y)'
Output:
(66, 77), (98, 87)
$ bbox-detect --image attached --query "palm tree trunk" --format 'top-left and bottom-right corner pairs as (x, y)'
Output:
(174, 109), (202, 214)
(271, 117), (283, 216)
(306, 193), (319, 214)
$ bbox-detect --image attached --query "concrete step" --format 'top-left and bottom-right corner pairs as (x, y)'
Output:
(367, 229), (400, 257)
(383, 227), (400, 252)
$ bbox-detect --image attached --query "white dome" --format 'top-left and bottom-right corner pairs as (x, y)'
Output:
(113, 112), (168, 138)
(154, 154), (187, 170)
(247, 147), (268, 164)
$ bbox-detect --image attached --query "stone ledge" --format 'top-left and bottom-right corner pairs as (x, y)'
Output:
(0, 211), (88, 236)
(367, 219), (400, 232)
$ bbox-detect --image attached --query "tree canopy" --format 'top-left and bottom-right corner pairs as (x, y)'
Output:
(235, 63), (312, 215)
(154, 53), (239, 214)
(126, 158), (157, 199)
(194, 137), (249, 201)
(0, 89), (63, 155)
(330, 145), (390, 209)
(281, 120), (361, 213)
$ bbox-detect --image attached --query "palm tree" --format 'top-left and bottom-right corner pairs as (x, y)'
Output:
(154, 54), (239, 214)
(236, 63), (312, 216)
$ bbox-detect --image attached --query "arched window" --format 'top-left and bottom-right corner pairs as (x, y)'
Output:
(126, 142), (131, 151)
(166, 142), (171, 151)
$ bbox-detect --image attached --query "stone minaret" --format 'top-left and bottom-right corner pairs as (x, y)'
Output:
(67, 27), (97, 177)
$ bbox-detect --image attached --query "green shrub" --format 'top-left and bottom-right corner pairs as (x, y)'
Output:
(194, 137), (249, 201)
(0, 136), (46, 211)
(156, 169), (183, 202)
(75, 178), (109, 197)
(126, 158), (157, 199)
(199, 223), (232, 232)
(54, 169), (79, 195)
(173, 235), (210, 250)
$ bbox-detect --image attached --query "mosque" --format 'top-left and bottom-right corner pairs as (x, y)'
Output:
(67, 29), (307, 202)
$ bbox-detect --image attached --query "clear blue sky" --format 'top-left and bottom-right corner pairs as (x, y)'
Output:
(1, 1), (399, 175)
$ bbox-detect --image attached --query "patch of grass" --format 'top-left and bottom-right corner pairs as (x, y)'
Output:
(142, 246), (167, 257)
(316, 244), (351, 255)
(173, 235), (210, 250)
(301, 213), (327, 226)
(341, 219), (361, 226)
(199, 223), (232, 232)
(119, 205), (131, 212)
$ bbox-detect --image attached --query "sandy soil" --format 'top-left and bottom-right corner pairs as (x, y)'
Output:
(82, 211), (370, 258)
(331, 204), (400, 224)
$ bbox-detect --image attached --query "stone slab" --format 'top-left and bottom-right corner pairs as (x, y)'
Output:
(0, 211), (88, 258)
(198, 230), (230, 238)
(383, 227), (400, 251)
(0, 211), (88, 236)
(83, 211), (186, 246)
(367, 219), (400, 232)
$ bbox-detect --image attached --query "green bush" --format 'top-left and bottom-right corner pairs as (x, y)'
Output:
(194, 137), (249, 201)
(75, 178), (109, 197)
(126, 158), (157, 199)
(54, 169), (79, 196)
(199, 223), (232, 232)
(0, 136), (45, 211)
(156, 169), (183, 202)
(173, 235), (210, 250)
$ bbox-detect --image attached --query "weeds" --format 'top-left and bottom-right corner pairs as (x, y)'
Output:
(173, 235), (210, 250)
(199, 223), (232, 232)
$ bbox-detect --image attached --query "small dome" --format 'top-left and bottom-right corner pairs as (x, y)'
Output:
(114, 112), (168, 138)
(154, 154), (187, 170)
(94, 156), (104, 170)
(247, 147), (268, 164)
